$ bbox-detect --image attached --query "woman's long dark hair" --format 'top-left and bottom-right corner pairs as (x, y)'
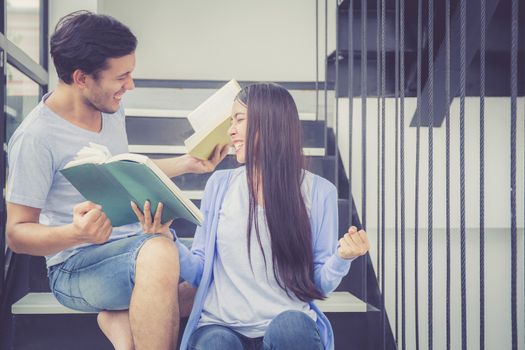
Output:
(236, 83), (324, 302)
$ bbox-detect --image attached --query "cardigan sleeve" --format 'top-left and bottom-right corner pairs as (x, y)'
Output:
(311, 178), (354, 295)
(174, 172), (221, 287)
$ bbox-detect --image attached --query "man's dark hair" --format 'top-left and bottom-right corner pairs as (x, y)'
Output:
(50, 11), (137, 84)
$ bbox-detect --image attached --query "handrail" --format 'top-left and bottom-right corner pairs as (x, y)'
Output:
(133, 79), (334, 91)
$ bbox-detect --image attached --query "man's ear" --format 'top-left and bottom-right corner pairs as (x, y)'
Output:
(71, 69), (89, 88)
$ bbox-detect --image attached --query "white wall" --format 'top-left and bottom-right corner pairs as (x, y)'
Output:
(336, 96), (525, 349)
(337, 97), (525, 230)
(98, 0), (336, 82)
(49, 0), (337, 86)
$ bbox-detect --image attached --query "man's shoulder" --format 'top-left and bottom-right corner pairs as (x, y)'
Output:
(10, 102), (52, 144)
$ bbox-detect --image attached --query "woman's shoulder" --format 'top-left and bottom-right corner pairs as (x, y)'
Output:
(303, 170), (337, 195)
(206, 166), (245, 188)
(301, 170), (337, 213)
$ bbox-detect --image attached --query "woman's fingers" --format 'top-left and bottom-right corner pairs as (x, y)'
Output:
(143, 201), (152, 228)
(131, 201), (173, 235)
(130, 201), (144, 223)
(338, 227), (370, 260)
(154, 202), (163, 224)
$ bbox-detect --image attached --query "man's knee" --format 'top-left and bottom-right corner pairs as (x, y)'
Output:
(135, 236), (179, 285)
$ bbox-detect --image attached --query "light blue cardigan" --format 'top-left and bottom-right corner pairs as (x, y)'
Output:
(175, 168), (352, 350)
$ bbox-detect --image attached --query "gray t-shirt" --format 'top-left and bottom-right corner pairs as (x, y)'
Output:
(7, 93), (142, 267)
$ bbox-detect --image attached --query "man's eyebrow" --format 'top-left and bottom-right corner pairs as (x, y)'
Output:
(117, 71), (132, 78)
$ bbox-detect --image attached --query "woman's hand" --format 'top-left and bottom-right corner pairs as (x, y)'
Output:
(131, 201), (173, 239)
(337, 226), (370, 260)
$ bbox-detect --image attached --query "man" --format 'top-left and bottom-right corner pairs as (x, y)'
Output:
(6, 11), (226, 350)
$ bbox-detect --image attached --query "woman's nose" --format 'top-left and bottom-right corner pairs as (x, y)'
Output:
(228, 123), (236, 136)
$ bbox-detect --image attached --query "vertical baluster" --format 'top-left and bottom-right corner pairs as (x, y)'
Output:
(427, 0), (434, 348)
(510, 0), (518, 349)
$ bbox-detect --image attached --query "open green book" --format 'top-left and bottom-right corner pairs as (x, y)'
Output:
(61, 143), (203, 227)
(184, 79), (241, 160)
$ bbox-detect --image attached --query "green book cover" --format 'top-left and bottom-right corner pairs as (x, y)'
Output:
(61, 152), (203, 228)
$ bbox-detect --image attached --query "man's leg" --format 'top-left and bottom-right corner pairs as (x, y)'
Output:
(178, 281), (197, 318)
(130, 236), (180, 349)
(97, 310), (134, 350)
(97, 281), (196, 349)
(48, 234), (181, 350)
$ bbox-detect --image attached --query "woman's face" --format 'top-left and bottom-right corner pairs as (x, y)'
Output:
(228, 99), (248, 164)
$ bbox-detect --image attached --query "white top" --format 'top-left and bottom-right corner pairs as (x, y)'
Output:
(198, 167), (316, 338)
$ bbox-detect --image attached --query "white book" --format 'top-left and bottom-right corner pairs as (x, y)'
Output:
(184, 79), (241, 160)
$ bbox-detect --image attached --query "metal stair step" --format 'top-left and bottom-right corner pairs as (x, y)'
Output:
(125, 115), (326, 149)
(12, 291), (367, 315)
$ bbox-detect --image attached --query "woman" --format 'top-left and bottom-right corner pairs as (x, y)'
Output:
(138, 83), (370, 350)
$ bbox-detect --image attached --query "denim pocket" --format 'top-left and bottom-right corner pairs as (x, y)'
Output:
(50, 267), (99, 312)
(52, 288), (99, 312)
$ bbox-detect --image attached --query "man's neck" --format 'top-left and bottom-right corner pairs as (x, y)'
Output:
(45, 84), (102, 132)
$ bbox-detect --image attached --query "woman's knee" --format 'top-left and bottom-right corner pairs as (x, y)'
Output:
(264, 311), (322, 350)
(188, 325), (244, 350)
(270, 310), (315, 331)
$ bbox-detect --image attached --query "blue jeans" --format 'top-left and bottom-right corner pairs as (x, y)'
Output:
(188, 310), (324, 350)
(48, 234), (160, 312)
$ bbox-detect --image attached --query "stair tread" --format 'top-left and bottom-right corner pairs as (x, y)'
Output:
(125, 108), (318, 121)
(128, 145), (326, 157)
(12, 291), (367, 315)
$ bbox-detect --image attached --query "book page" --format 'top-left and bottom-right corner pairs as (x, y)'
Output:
(63, 143), (112, 168)
(187, 79), (241, 133)
(108, 152), (149, 164)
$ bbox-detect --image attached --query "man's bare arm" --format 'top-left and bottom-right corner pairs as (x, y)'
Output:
(152, 144), (229, 178)
(6, 201), (112, 256)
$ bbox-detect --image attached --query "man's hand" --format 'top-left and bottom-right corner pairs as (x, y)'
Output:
(181, 144), (230, 174)
(131, 200), (173, 239)
(337, 226), (370, 260)
(72, 201), (112, 244)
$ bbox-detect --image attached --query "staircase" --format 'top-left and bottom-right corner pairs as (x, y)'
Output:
(1, 83), (392, 349)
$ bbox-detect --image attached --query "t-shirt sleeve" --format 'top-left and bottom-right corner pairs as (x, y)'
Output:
(6, 132), (54, 209)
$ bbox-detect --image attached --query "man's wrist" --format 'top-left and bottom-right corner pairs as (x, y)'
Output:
(59, 223), (84, 246)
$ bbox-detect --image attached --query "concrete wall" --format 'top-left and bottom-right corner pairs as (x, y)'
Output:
(43, 0), (336, 83)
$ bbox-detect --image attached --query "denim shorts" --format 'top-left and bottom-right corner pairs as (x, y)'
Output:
(48, 234), (160, 312)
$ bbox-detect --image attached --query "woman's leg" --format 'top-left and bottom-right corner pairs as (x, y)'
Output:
(188, 325), (245, 350)
(263, 310), (323, 350)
